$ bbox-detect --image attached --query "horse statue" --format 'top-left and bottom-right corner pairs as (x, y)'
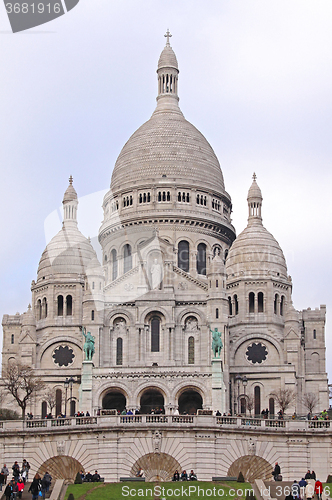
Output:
(82, 326), (95, 361)
(210, 327), (223, 358)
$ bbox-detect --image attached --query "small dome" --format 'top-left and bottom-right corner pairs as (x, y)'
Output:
(247, 173), (262, 201)
(22, 305), (36, 327)
(226, 224), (287, 279)
(158, 44), (178, 70)
(63, 176), (77, 203)
(37, 226), (98, 281)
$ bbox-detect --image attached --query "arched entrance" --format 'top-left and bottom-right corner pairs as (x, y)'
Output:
(102, 390), (126, 413)
(131, 453), (181, 482)
(140, 388), (164, 414)
(228, 455), (272, 482)
(37, 456), (83, 480)
(178, 389), (202, 414)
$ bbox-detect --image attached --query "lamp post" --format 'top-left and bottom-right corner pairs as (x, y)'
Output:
(242, 376), (248, 415)
(235, 375), (242, 415)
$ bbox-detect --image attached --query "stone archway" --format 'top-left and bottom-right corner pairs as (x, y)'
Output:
(37, 456), (83, 481)
(228, 455), (272, 482)
(131, 453), (181, 482)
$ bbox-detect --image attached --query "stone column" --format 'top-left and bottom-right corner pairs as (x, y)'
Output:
(211, 358), (226, 414)
(80, 361), (94, 414)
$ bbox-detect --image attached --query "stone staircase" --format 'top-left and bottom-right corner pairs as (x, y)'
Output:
(1, 480), (55, 500)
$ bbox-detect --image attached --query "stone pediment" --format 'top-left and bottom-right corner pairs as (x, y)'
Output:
(284, 328), (300, 340)
(19, 331), (36, 344)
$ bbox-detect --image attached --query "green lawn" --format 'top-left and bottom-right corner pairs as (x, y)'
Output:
(64, 481), (252, 500)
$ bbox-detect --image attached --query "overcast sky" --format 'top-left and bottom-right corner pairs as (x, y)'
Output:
(1, 1), (331, 381)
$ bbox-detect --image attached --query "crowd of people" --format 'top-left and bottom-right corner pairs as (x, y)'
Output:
(286, 476), (323, 500)
(0, 461), (52, 499)
(79, 470), (101, 482)
(172, 470), (198, 481)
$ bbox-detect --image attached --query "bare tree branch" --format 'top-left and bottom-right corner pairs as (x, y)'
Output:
(246, 395), (254, 416)
(269, 389), (296, 413)
(2, 361), (45, 419)
(302, 392), (319, 413)
(42, 388), (57, 413)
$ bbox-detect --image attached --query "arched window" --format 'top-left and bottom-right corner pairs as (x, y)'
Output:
(37, 299), (42, 320)
(57, 296), (63, 316)
(116, 338), (123, 365)
(178, 240), (189, 272)
(188, 336), (194, 364)
(274, 294), (279, 314)
(42, 297), (47, 318)
(55, 389), (62, 417)
(240, 397), (246, 414)
(280, 296), (284, 316)
(313, 329), (316, 339)
(11, 334), (14, 344)
(163, 191), (166, 201)
(234, 295), (239, 315)
(151, 317), (160, 352)
(228, 297), (232, 316)
(216, 308), (219, 319)
(91, 310), (95, 321)
(139, 193), (142, 203)
(66, 295), (72, 316)
(70, 400), (76, 417)
(41, 401), (47, 419)
(123, 244), (132, 273)
(196, 243), (206, 275)
(111, 249), (118, 281)
(254, 386), (260, 416)
(249, 292), (255, 313)
(158, 192), (161, 202)
(167, 191), (170, 201)
(269, 397), (275, 417)
(258, 292), (264, 313)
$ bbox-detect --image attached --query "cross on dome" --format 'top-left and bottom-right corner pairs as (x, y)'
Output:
(164, 29), (172, 45)
(252, 172), (257, 181)
(69, 175), (73, 185)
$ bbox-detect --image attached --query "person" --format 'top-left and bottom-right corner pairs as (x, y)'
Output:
(299, 478), (307, 497)
(41, 471), (52, 498)
(273, 462), (281, 481)
(305, 470), (312, 480)
(17, 478), (24, 499)
(12, 462), (20, 480)
(291, 480), (300, 499)
(80, 470), (85, 481)
(4, 481), (12, 500)
(86, 411), (90, 416)
(216, 410), (221, 416)
(135, 468), (143, 478)
(84, 471), (93, 482)
(311, 471), (316, 480)
(1, 464), (9, 485)
(21, 459), (30, 483)
(28, 474), (41, 500)
(11, 478), (18, 499)
(189, 470), (197, 480)
(181, 470), (188, 481)
(92, 470), (100, 482)
(307, 412), (312, 420)
(278, 410), (284, 420)
(172, 470), (180, 481)
(314, 479), (322, 500)
(305, 482), (313, 500)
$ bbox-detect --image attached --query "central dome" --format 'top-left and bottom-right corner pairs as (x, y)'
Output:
(110, 34), (225, 195)
(111, 109), (225, 192)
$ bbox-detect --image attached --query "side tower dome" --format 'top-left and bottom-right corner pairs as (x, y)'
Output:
(226, 174), (287, 280)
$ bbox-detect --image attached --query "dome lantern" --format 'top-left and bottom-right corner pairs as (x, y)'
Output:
(247, 172), (263, 225)
(62, 175), (78, 228)
(156, 30), (179, 105)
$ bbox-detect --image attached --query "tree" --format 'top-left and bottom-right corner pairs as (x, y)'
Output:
(2, 361), (45, 419)
(269, 389), (296, 414)
(302, 392), (319, 414)
(43, 388), (57, 413)
(246, 395), (254, 416)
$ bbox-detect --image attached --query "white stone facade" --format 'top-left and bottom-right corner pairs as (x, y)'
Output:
(1, 35), (329, 457)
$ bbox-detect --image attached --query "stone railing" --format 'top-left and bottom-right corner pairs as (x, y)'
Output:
(0, 415), (328, 433)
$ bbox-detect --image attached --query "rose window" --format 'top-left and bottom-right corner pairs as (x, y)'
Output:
(245, 342), (268, 364)
(52, 345), (75, 367)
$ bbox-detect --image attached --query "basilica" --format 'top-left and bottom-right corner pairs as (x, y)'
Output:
(1, 33), (328, 420)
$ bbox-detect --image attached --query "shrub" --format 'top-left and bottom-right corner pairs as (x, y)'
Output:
(74, 472), (82, 484)
(0, 409), (20, 420)
(326, 475), (332, 483)
(246, 491), (257, 500)
(68, 494), (75, 500)
(237, 471), (245, 482)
